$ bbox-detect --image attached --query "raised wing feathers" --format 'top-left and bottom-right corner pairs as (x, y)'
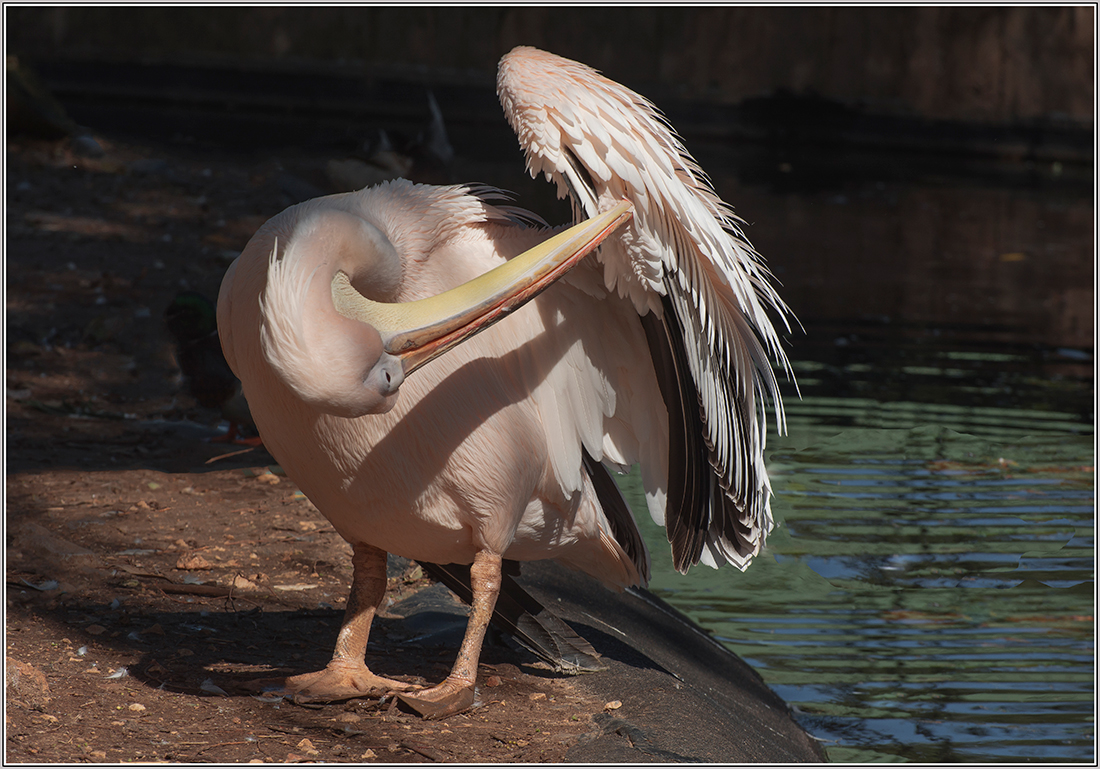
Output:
(499, 47), (793, 572)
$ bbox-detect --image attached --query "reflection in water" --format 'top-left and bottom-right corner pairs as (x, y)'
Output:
(699, 146), (1094, 353)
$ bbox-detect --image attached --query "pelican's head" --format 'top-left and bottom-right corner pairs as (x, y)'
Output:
(237, 196), (633, 419)
(256, 208), (405, 417)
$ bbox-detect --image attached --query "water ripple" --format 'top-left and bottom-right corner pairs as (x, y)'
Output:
(623, 413), (1094, 763)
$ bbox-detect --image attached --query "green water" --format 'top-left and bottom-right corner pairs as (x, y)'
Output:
(619, 396), (1094, 763)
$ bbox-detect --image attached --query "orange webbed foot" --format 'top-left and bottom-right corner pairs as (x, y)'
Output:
(396, 677), (476, 719)
(251, 660), (418, 704)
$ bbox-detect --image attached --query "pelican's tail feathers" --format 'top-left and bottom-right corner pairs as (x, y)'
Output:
(582, 449), (650, 585)
(417, 560), (605, 674)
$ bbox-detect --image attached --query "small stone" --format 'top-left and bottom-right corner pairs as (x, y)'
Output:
(529, 692), (546, 701)
(128, 703), (146, 712)
(231, 575), (258, 591)
(334, 712), (361, 723)
(604, 700), (622, 711)
(485, 675), (502, 687)
(85, 624), (106, 636)
(296, 738), (319, 756)
(360, 749), (376, 760)
(176, 553), (213, 570)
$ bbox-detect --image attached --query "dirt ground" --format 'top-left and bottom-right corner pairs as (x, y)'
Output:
(5, 133), (622, 763)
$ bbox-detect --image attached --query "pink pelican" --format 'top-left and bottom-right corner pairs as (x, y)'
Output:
(217, 46), (791, 718)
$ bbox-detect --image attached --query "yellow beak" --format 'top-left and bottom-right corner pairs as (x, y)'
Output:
(331, 200), (633, 375)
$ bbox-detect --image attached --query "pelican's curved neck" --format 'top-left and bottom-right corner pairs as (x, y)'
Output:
(258, 207), (405, 418)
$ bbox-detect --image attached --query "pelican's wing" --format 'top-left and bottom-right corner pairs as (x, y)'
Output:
(502, 252), (668, 586)
(498, 47), (794, 573)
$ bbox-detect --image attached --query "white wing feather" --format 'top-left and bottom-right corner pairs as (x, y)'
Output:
(499, 47), (794, 571)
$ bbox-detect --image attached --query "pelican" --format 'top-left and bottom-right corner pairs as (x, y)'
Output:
(217, 46), (791, 718)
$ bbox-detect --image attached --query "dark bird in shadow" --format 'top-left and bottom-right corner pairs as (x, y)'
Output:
(165, 291), (259, 445)
(327, 91), (455, 192)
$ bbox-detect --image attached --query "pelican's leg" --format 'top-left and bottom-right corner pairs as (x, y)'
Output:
(398, 550), (502, 718)
(278, 542), (416, 702)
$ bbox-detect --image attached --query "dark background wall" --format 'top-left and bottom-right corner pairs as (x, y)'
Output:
(5, 5), (1094, 357)
(7, 5), (1094, 126)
